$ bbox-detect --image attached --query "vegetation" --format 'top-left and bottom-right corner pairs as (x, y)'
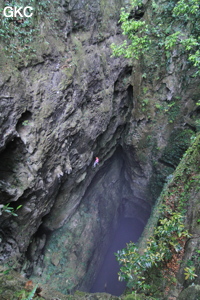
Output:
(115, 134), (200, 297)
(0, 0), (59, 60)
(22, 120), (31, 126)
(184, 266), (197, 280)
(0, 203), (22, 216)
(111, 0), (200, 76)
(23, 284), (38, 300)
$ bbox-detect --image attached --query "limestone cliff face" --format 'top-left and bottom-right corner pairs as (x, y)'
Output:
(0, 0), (200, 297)
(0, 0), (137, 290)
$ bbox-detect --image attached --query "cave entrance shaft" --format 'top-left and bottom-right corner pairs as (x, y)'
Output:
(36, 146), (151, 294)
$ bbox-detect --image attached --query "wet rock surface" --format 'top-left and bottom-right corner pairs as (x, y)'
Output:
(37, 149), (151, 293)
(0, 0), (133, 271)
(0, 0), (200, 298)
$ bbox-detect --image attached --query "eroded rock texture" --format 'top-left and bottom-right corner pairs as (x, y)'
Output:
(0, 0), (139, 291)
(0, 0), (200, 296)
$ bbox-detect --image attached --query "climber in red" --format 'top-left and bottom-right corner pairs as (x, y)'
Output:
(93, 157), (99, 168)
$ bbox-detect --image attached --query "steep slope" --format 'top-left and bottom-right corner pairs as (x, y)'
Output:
(0, 0), (200, 298)
(117, 134), (200, 299)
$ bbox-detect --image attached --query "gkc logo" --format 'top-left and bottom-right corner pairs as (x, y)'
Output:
(3, 6), (34, 18)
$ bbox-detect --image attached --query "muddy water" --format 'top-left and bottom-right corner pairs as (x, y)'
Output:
(90, 217), (145, 296)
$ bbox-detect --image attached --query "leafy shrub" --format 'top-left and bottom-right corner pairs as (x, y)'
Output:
(116, 134), (200, 296)
(0, 203), (22, 216)
(111, 0), (200, 76)
(184, 267), (197, 280)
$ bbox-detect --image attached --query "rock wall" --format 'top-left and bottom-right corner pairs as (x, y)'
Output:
(136, 134), (200, 300)
(0, 0), (138, 287)
(0, 0), (200, 297)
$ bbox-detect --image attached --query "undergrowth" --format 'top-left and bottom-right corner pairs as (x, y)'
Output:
(116, 134), (200, 298)
(0, 0), (60, 61)
(111, 0), (200, 77)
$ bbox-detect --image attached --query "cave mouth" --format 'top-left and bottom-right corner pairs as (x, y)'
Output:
(90, 214), (147, 296)
(28, 146), (151, 296)
(87, 147), (151, 296)
(77, 146), (152, 295)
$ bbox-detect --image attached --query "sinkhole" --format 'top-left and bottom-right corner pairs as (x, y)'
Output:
(90, 216), (146, 296)
(33, 146), (151, 296)
(88, 147), (151, 296)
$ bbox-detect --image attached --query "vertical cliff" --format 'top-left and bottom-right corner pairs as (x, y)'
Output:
(0, 0), (146, 291)
(0, 0), (200, 298)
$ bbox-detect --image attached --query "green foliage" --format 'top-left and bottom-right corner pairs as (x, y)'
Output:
(111, 0), (200, 75)
(164, 31), (182, 49)
(155, 103), (161, 109)
(160, 129), (193, 167)
(166, 101), (180, 123)
(142, 98), (149, 108)
(123, 293), (152, 300)
(173, 0), (199, 19)
(0, 0), (59, 60)
(111, 0), (150, 59)
(23, 284), (38, 300)
(184, 266), (197, 280)
(116, 134), (200, 295)
(115, 207), (190, 293)
(0, 203), (22, 216)
(195, 100), (200, 106)
(0, 268), (10, 275)
(22, 120), (30, 126)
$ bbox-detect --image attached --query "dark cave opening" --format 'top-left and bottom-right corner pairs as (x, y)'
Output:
(0, 137), (25, 203)
(24, 145), (151, 296)
(90, 215), (147, 296)
(128, 6), (145, 21)
(16, 110), (32, 127)
(16, 110), (32, 135)
(80, 146), (151, 296)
